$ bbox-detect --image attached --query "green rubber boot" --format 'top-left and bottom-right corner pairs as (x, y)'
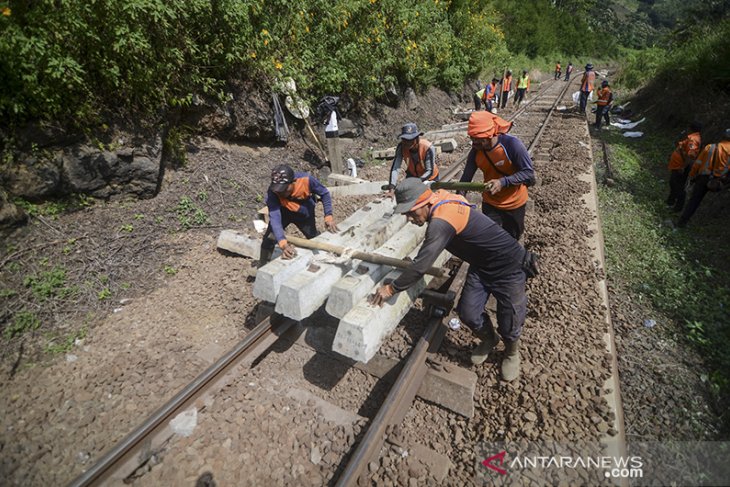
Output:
(470, 318), (500, 365)
(501, 339), (521, 382)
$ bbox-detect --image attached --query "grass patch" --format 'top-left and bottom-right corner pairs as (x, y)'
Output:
(23, 266), (76, 301)
(4, 311), (41, 339)
(44, 326), (87, 354)
(596, 128), (730, 405)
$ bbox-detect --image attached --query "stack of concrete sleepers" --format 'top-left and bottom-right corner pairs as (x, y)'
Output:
(252, 196), (450, 363)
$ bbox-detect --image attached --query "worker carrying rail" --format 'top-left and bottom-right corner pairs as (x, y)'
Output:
(460, 111), (536, 240)
(259, 164), (339, 265)
(385, 122), (440, 191)
(369, 178), (539, 381)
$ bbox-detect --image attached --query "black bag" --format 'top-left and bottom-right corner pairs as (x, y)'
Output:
(314, 95), (341, 125)
(522, 250), (539, 279)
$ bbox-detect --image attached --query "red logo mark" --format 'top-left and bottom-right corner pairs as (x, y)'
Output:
(482, 450), (508, 475)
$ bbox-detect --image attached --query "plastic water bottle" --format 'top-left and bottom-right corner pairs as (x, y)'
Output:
(448, 317), (461, 331)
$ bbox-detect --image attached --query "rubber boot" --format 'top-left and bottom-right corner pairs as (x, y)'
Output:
(470, 316), (500, 365)
(501, 339), (521, 382)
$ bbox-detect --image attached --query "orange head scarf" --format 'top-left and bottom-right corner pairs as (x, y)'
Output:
(467, 112), (513, 139)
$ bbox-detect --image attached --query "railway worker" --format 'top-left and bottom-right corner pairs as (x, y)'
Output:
(369, 178), (538, 381)
(593, 80), (613, 129)
(500, 70), (513, 109)
(579, 63), (596, 114)
(554, 62), (562, 80)
(459, 111), (536, 241)
(385, 122), (440, 191)
(665, 122), (702, 213)
(259, 164), (339, 265)
(564, 62), (574, 81)
(474, 81), (485, 111)
(514, 70), (530, 108)
(482, 77), (500, 113)
(677, 128), (730, 228)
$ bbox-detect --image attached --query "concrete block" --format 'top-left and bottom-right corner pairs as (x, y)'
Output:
(452, 110), (473, 121)
(275, 261), (346, 320)
(253, 199), (395, 303)
(274, 211), (406, 320)
(441, 121), (468, 131)
(424, 127), (468, 140)
(252, 249), (314, 302)
(326, 223), (425, 319)
(217, 229), (261, 259)
(328, 181), (388, 197)
(353, 354), (476, 418)
(373, 147), (396, 159)
(332, 251), (450, 363)
(433, 138), (458, 153)
(420, 361), (477, 418)
(327, 173), (367, 186)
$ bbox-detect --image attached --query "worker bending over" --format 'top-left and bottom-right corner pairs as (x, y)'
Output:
(370, 178), (538, 381)
(666, 122), (702, 213)
(677, 128), (730, 227)
(259, 164), (339, 265)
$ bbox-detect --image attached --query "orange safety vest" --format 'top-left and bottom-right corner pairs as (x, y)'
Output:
(502, 76), (512, 91)
(689, 141), (730, 178)
(403, 138), (439, 181)
(668, 132), (701, 171)
(596, 87), (612, 106)
(426, 190), (472, 234)
(276, 177), (310, 212)
(474, 144), (529, 210)
(484, 82), (498, 101)
(555, 64), (561, 72)
(581, 71), (595, 92)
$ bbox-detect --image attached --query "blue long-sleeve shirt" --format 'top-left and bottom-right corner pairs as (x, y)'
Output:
(266, 172), (332, 245)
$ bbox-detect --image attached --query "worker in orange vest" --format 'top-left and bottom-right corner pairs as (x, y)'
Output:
(666, 122), (702, 212)
(370, 178), (537, 381)
(481, 77), (500, 113)
(554, 62), (562, 80)
(564, 62), (574, 81)
(677, 128), (730, 227)
(460, 111), (536, 240)
(579, 63), (595, 114)
(386, 122), (439, 190)
(593, 80), (613, 129)
(260, 164), (339, 264)
(500, 70), (513, 109)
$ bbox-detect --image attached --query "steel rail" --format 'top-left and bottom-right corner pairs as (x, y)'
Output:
(67, 314), (295, 487)
(335, 263), (469, 487)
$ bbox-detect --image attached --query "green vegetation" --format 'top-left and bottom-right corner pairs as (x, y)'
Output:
(163, 265), (178, 276)
(4, 311), (41, 339)
(23, 266), (76, 301)
(597, 130), (730, 405)
(175, 196), (208, 229)
(0, 0), (619, 131)
(617, 18), (730, 91)
(44, 326), (87, 354)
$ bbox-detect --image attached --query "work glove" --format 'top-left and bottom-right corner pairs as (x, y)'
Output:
(324, 219), (340, 233)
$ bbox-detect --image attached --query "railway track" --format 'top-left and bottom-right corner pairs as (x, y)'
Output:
(68, 74), (625, 487)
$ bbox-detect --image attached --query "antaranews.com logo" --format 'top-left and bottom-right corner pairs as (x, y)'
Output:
(475, 441), (730, 487)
